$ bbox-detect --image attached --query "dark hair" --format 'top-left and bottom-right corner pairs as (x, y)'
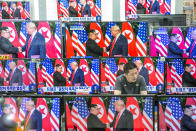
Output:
(0, 27), (8, 33)
(124, 62), (138, 74)
(184, 105), (192, 110)
(56, 64), (61, 68)
(90, 104), (97, 109)
(89, 30), (96, 34)
(119, 63), (125, 66)
(184, 64), (191, 69)
(170, 33), (177, 38)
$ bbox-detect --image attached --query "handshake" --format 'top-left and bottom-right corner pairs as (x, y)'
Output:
(103, 47), (107, 53)
(106, 123), (110, 128)
(18, 47), (22, 53)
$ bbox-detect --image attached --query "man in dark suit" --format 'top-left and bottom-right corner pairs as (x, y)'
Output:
(181, 105), (196, 131)
(0, 27), (20, 58)
(134, 60), (149, 86)
(110, 100), (133, 131)
(21, 22), (46, 59)
(68, 0), (78, 17)
(5, 61), (23, 86)
(11, 3), (21, 19)
(67, 62), (84, 86)
(2, 6), (10, 19)
(167, 34), (184, 58)
(106, 25), (128, 57)
(137, 0), (146, 14)
(53, 64), (66, 86)
(186, 29), (196, 58)
(182, 64), (196, 87)
(0, 104), (17, 131)
(117, 63), (125, 77)
(87, 104), (108, 131)
(86, 30), (106, 57)
(148, 0), (160, 14)
(80, 0), (91, 17)
(21, 100), (42, 131)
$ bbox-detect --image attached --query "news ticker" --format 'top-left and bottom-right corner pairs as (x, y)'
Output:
(61, 17), (98, 22)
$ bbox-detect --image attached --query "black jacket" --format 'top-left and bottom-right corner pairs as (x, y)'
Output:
(181, 114), (196, 131)
(68, 6), (78, 17)
(0, 36), (18, 58)
(87, 114), (106, 131)
(81, 4), (91, 17)
(110, 109), (133, 131)
(167, 41), (183, 58)
(53, 71), (66, 86)
(2, 10), (10, 19)
(86, 38), (103, 57)
(139, 66), (149, 86)
(12, 8), (21, 19)
(182, 71), (196, 87)
(137, 3), (146, 14)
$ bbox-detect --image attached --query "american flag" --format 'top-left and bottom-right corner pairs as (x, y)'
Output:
(164, 0), (171, 14)
(128, 0), (137, 15)
(165, 97), (183, 131)
(28, 61), (36, 84)
(19, 98), (31, 121)
(66, 59), (76, 86)
(19, 22), (28, 57)
(50, 98), (60, 131)
(42, 59), (54, 87)
(4, 60), (12, 84)
(60, 0), (69, 17)
(132, 57), (141, 63)
(142, 97), (153, 131)
(71, 97), (89, 131)
(9, 2), (15, 17)
(107, 97), (120, 123)
(54, 22), (61, 58)
(136, 22), (147, 56)
(77, 0), (82, 17)
(24, 2), (30, 19)
(104, 22), (116, 47)
(105, 58), (117, 87)
(91, 59), (99, 85)
(146, 0), (151, 14)
(95, 0), (101, 16)
(72, 24), (88, 56)
(185, 27), (196, 49)
(171, 59), (184, 88)
(155, 58), (164, 84)
(155, 28), (169, 57)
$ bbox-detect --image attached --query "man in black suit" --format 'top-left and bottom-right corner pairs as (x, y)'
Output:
(11, 3), (21, 19)
(134, 60), (149, 86)
(167, 34), (184, 58)
(68, 0), (78, 17)
(2, 5), (10, 19)
(182, 64), (196, 87)
(80, 0), (91, 17)
(86, 30), (106, 57)
(0, 27), (20, 58)
(5, 61), (23, 86)
(87, 104), (108, 131)
(181, 105), (196, 131)
(137, 0), (146, 14)
(53, 64), (66, 86)
(20, 100), (42, 131)
(117, 63), (125, 77)
(110, 100), (133, 131)
(0, 104), (17, 131)
(106, 25), (128, 57)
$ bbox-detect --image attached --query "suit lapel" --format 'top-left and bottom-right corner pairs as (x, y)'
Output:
(29, 32), (38, 52)
(117, 110), (125, 128)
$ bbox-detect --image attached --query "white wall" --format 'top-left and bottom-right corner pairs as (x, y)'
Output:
(46, 0), (58, 20)
(101, 0), (113, 21)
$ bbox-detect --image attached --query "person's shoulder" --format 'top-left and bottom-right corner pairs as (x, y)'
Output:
(137, 75), (145, 81)
(37, 32), (45, 39)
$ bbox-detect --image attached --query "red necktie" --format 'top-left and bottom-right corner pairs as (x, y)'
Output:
(190, 41), (196, 57)
(12, 9), (15, 17)
(150, 2), (153, 13)
(26, 35), (33, 58)
(71, 71), (75, 86)
(9, 70), (14, 86)
(81, 6), (84, 16)
(114, 112), (120, 131)
(109, 37), (117, 56)
(24, 112), (31, 130)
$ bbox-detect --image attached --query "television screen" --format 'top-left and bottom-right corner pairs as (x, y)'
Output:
(150, 26), (196, 58)
(57, 0), (101, 22)
(0, 96), (61, 131)
(100, 57), (165, 94)
(63, 21), (148, 58)
(64, 96), (154, 130)
(158, 96), (196, 131)
(0, 1), (30, 20)
(166, 58), (196, 94)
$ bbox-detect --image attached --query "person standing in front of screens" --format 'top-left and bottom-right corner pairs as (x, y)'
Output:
(181, 105), (196, 131)
(114, 62), (147, 95)
(185, 29), (196, 58)
(68, 0), (78, 17)
(21, 22), (46, 59)
(110, 100), (133, 131)
(86, 30), (106, 57)
(106, 25), (128, 57)
(11, 3), (21, 19)
(182, 64), (196, 87)
(80, 0), (91, 17)
(67, 62), (84, 86)
(2, 5), (10, 19)
(148, 0), (160, 14)
(4, 61), (23, 86)
(0, 27), (20, 58)
(134, 60), (149, 86)
(167, 34), (184, 58)
(87, 104), (109, 131)
(53, 64), (66, 86)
